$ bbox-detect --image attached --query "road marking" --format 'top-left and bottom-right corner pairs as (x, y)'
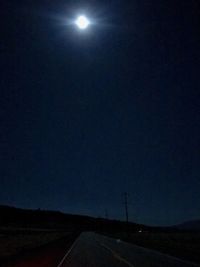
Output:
(57, 236), (79, 267)
(100, 243), (135, 267)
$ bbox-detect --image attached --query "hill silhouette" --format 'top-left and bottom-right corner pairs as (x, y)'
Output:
(0, 205), (147, 233)
(174, 220), (200, 231)
(2, 205), (197, 233)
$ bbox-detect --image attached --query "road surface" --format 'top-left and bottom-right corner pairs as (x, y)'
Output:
(58, 232), (199, 267)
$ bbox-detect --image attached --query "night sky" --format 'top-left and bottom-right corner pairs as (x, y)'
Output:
(1, 0), (200, 226)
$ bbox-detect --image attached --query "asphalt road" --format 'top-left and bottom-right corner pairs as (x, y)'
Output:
(59, 232), (199, 267)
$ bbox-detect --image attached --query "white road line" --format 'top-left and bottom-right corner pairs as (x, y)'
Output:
(57, 236), (79, 267)
(100, 243), (135, 267)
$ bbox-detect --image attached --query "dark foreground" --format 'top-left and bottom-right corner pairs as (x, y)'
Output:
(1, 231), (200, 267)
(1, 232), (78, 267)
(109, 231), (200, 264)
(60, 232), (199, 267)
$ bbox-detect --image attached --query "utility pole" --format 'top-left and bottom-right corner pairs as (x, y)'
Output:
(123, 192), (130, 238)
(105, 209), (109, 220)
(123, 192), (129, 223)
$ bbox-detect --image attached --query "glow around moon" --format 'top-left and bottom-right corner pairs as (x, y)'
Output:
(75, 15), (90, 30)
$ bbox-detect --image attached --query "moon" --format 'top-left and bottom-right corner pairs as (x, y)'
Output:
(75, 15), (90, 30)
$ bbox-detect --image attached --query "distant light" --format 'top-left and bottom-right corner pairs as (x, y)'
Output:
(75, 15), (90, 30)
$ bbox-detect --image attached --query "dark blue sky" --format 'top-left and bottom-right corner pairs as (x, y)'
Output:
(0, 0), (200, 226)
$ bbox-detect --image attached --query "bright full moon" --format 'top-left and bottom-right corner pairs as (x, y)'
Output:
(75, 15), (90, 30)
